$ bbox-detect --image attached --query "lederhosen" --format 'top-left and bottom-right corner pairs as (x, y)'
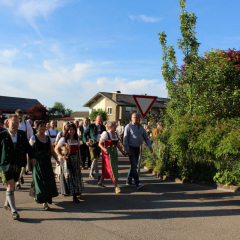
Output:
(89, 125), (104, 160)
(1, 142), (21, 184)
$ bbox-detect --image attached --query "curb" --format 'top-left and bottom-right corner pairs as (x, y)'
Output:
(143, 166), (240, 193)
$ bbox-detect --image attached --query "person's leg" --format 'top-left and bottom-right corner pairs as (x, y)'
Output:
(80, 144), (86, 168)
(86, 146), (91, 169)
(127, 146), (140, 185)
(16, 167), (25, 189)
(5, 179), (20, 219)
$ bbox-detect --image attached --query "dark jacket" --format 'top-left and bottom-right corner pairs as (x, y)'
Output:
(0, 130), (35, 172)
(83, 124), (106, 143)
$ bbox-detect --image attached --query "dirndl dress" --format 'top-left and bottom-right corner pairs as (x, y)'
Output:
(59, 138), (84, 196)
(101, 132), (119, 182)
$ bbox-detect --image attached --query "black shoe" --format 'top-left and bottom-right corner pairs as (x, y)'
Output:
(15, 183), (21, 190)
(3, 205), (11, 210)
(25, 171), (28, 175)
(43, 204), (50, 211)
(20, 177), (24, 184)
(97, 175), (101, 182)
(73, 196), (80, 203)
(12, 212), (20, 220)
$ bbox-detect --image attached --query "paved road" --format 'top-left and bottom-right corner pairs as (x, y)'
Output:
(1, 155), (240, 240)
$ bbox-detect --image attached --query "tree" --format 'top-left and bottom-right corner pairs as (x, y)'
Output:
(89, 110), (108, 121)
(27, 104), (49, 121)
(48, 102), (73, 119)
(156, 0), (240, 185)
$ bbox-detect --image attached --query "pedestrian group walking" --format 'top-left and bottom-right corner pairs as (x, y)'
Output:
(0, 111), (153, 220)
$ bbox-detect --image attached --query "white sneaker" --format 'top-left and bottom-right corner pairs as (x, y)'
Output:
(115, 187), (121, 194)
(97, 183), (106, 189)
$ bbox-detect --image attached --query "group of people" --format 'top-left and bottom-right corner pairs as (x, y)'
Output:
(0, 110), (153, 221)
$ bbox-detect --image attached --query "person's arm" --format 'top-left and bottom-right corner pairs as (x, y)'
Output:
(116, 141), (126, 156)
(26, 121), (33, 140)
(98, 131), (108, 153)
(83, 125), (90, 146)
(123, 124), (131, 155)
(98, 140), (108, 154)
(55, 137), (68, 160)
(25, 132), (36, 166)
(50, 140), (59, 164)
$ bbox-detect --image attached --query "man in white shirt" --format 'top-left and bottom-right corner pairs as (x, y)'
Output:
(45, 120), (59, 146)
(116, 120), (124, 143)
(15, 109), (34, 189)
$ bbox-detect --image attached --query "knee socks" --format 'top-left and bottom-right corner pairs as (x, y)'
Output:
(90, 161), (99, 177)
(6, 190), (17, 213)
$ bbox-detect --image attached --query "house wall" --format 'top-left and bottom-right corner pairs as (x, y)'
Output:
(105, 98), (117, 121)
(90, 96), (106, 111)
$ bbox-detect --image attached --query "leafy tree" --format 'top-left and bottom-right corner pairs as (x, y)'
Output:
(27, 104), (49, 121)
(155, 0), (240, 185)
(48, 102), (73, 119)
(89, 109), (108, 121)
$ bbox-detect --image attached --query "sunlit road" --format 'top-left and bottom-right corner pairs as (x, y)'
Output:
(1, 155), (240, 240)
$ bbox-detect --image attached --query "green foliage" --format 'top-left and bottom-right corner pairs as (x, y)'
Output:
(48, 102), (73, 119)
(89, 109), (108, 121)
(155, 0), (240, 186)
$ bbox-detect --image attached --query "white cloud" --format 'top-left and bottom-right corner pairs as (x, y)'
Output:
(95, 77), (167, 98)
(0, 0), (64, 36)
(0, 48), (18, 65)
(0, 59), (167, 111)
(129, 14), (163, 23)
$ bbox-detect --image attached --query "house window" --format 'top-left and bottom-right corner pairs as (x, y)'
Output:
(107, 107), (112, 115)
(126, 107), (132, 113)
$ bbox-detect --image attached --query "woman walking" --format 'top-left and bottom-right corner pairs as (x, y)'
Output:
(29, 121), (59, 210)
(55, 123), (83, 203)
(98, 121), (126, 194)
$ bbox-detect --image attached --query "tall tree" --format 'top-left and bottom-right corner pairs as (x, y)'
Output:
(48, 102), (73, 119)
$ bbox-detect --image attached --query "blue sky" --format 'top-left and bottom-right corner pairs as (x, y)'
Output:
(0, 0), (239, 111)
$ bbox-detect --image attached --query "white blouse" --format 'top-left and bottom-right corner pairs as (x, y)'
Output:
(57, 137), (80, 147)
(100, 130), (119, 142)
(29, 135), (49, 146)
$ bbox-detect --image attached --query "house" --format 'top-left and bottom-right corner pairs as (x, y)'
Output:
(70, 111), (89, 121)
(0, 95), (42, 118)
(56, 112), (89, 129)
(83, 92), (169, 123)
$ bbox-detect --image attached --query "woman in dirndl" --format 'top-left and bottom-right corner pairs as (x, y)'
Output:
(98, 121), (126, 194)
(29, 121), (59, 210)
(55, 123), (83, 203)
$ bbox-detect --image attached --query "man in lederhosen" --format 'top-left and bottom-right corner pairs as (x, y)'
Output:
(83, 115), (106, 180)
(45, 120), (59, 146)
(0, 114), (36, 220)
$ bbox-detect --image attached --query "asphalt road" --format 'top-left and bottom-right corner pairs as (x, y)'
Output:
(1, 155), (240, 240)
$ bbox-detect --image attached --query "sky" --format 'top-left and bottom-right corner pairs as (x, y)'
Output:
(0, 0), (239, 111)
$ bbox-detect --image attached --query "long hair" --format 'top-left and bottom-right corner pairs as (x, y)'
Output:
(63, 123), (78, 140)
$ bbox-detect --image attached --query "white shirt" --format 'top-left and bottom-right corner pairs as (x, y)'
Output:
(100, 130), (119, 142)
(29, 135), (48, 146)
(18, 120), (33, 140)
(45, 128), (59, 145)
(57, 137), (80, 147)
(116, 125), (124, 135)
(8, 130), (17, 143)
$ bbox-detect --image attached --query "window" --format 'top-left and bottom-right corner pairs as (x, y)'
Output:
(107, 107), (112, 115)
(126, 107), (132, 113)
